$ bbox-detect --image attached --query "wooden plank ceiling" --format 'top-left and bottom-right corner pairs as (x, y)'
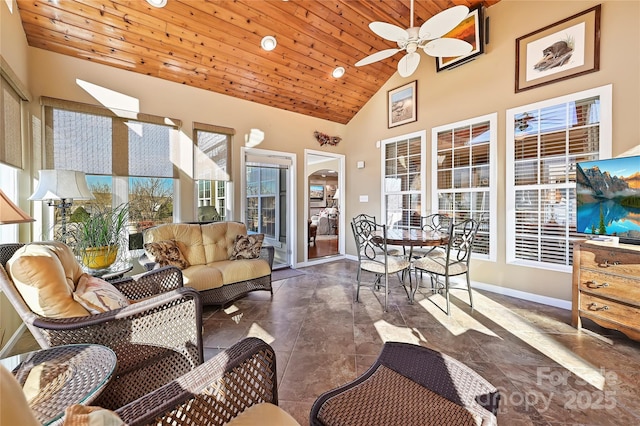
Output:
(17, 0), (500, 124)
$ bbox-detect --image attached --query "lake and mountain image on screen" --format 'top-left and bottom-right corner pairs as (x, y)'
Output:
(576, 155), (640, 241)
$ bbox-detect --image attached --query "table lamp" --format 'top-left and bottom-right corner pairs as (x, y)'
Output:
(0, 189), (34, 225)
(333, 188), (340, 207)
(29, 170), (95, 242)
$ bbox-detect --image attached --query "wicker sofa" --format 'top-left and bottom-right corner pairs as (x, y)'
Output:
(141, 221), (274, 306)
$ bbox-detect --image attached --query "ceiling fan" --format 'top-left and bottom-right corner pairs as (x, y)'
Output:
(355, 0), (473, 77)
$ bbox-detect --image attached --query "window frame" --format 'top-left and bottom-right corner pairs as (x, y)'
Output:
(506, 85), (612, 272)
(193, 122), (234, 221)
(380, 130), (427, 229)
(431, 113), (498, 262)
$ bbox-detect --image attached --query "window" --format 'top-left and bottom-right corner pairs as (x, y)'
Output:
(432, 113), (497, 261)
(43, 98), (181, 242)
(246, 166), (277, 238)
(1, 61), (31, 242)
(381, 131), (426, 229)
(506, 85), (612, 271)
(194, 123), (233, 222)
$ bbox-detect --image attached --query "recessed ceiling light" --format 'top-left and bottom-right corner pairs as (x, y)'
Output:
(146, 0), (167, 7)
(332, 66), (345, 78)
(261, 36), (277, 51)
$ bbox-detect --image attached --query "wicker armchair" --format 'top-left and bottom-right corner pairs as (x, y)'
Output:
(115, 337), (288, 426)
(310, 342), (500, 426)
(0, 243), (204, 410)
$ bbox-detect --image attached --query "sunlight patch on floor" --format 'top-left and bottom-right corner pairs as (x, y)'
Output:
(461, 291), (605, 390)
(247, 323), (275, 345)
(417, 292), (501, 338)
(373, 320), (427, 346)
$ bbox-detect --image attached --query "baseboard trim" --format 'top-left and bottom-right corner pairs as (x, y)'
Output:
(0, 323), (26, 358)
(469, 280), (571, 310)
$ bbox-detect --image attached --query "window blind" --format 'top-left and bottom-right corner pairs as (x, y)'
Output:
(42, 97), (181, 178)
(193, 122), (234, 181)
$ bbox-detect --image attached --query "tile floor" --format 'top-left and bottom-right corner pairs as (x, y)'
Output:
(9, 258), (640, 425)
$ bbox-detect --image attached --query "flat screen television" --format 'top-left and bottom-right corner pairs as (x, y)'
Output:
(309, 184), (325, 200)
(576, 155), (640, 244)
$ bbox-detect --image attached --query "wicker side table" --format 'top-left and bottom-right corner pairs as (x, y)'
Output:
(1, 344), (117, 425)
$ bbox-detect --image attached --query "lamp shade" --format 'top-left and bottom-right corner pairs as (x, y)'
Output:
(0, 189), (34, 224)
(333, 188), (340, 199)
(29, 170), (95, 201)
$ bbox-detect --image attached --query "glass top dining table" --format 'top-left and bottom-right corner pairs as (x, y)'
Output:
(375, 228), (449, 258)
(384, 228), (448, 247)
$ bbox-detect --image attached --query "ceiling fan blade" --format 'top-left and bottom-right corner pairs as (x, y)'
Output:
(397, 52), (420, 77)
(369, 22), (410, 42)
(355, 48), (401, 67)
(422, 38), (473, 57)
(418, 5), (469, 40)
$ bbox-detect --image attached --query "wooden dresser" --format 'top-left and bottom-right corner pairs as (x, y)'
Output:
(572, 240), (640, 341)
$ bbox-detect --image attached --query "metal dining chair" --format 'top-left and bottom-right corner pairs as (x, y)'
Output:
(412, 218), (479, 315)
(352, 214), (405, 257)
(411, 213), (451, 259)
(351, 216), (411, 311)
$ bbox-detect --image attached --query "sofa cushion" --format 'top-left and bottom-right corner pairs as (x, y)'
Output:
(73, 274), (130, 314)
(143, 240), (190, 270)
(230, 234), (264, 260)
(180, 264), (224, 291)
(212, 259), (271, 284)
(225, 403), (300, 426)
(180, 259), (271, 292)
(201, 221), (248, 262)
(143, 224), (206, 266)
(7, 242), (90, 318)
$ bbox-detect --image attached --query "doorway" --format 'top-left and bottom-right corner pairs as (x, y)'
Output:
(305, 150), (345, 263)
(241, 147), (296, 269)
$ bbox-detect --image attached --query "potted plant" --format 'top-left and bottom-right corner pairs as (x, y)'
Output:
(71, 203), (129, 270)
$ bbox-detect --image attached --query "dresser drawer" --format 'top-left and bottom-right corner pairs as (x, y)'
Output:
(579, 246), (640, 276)
(580, 293), (640, 328)
(578, 270), (640, 304)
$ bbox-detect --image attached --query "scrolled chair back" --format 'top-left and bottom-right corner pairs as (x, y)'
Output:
(351, 216), (387, 262)
(447, 218), (479, 263)
(421, 213), (451, 232)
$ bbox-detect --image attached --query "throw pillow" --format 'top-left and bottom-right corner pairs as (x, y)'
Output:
(229, 234), (264, 260)
(73, 274), (130, 314)
(7, 242), (90, 318)
(143, 240), (190, 270)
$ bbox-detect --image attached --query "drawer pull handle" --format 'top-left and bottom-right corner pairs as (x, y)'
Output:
(588, 303), (609, 311)
(586, 281), (609, 289)
(601, 260), (620, 268)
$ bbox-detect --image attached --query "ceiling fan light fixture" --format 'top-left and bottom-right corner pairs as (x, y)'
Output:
(146, 0), (167, 8)
(261, 35), (277, 51)
(355, 0), (471, 76)
(332, 66), (345, 78)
